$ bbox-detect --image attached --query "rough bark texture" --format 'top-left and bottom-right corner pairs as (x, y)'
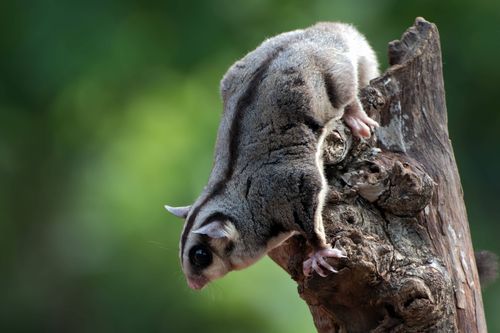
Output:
(268, 17), (486, 333)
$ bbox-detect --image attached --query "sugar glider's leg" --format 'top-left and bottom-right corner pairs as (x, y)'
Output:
(301, 209), (347, 277)
(343, 98), (379, 138)
(321, 56), (378, 139)
(299, 128), (347, 277)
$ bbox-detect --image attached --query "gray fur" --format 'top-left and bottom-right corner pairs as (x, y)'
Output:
(172, 22), (379, 289)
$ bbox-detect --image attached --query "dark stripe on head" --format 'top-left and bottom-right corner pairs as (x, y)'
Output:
(199, 212), (234, 228)
(180, 182), (225, 258)
(180, 199), (207, 261)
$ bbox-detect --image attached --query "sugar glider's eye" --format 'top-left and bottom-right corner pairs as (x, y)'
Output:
(189, 245), (213, 269)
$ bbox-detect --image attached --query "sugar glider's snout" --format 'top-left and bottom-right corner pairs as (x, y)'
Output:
(165, 204), (238, 289)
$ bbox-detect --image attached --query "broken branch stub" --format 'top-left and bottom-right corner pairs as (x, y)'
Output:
(268, 17), (486, 333)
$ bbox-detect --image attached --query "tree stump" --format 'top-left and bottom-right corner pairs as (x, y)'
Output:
(268, 17), (486, 333)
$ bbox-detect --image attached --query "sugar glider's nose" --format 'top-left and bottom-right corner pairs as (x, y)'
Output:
(187, 275), (208, 290)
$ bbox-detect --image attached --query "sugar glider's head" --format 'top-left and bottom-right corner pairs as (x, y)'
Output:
(165, 204), (262, 290)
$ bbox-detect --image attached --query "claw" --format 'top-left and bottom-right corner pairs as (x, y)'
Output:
(333, 241), (348, 258)
(303, 241), (347, 277)
(312, 259), (327, 277)
(317, 255), (337, 273)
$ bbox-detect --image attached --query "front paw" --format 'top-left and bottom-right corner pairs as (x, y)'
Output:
(303, 241), (347, 277)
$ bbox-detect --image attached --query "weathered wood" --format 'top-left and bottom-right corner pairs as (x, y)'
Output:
(268, 17), (486, 333)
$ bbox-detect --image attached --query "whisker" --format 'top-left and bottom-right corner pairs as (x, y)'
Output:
(147, 240), (174, 251)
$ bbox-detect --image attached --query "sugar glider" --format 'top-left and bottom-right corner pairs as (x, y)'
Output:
(166, 22), (379, 289)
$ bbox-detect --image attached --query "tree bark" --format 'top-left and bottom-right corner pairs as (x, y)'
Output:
(268, 17), (486, 333)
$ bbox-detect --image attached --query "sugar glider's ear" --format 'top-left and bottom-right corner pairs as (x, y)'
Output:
(193, 220), (238, 239)
(164, 205), (191, 219)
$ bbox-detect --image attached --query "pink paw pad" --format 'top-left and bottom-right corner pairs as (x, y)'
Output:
(303, 241), (347, 277)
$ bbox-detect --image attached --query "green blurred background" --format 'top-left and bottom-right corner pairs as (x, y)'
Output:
(1, 0), (499, 332)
